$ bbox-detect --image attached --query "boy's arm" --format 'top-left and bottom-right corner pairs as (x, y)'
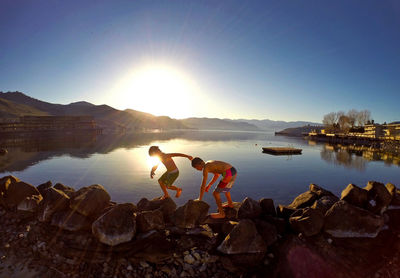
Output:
(198, 170), (209, 201)
(150, 164), (158, 179)
(207, 174), (220, 188)
(166, 153), (193, 160)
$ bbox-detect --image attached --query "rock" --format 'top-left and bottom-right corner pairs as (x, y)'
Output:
(324, 200), (384, 238)
(386, 183), (400, 207)
(92, 203), (137, 246)
(218, 219), (267, 255)
(254, 219), (278, 246)
(17, 195), (43, 212)
(5, 181), (41, 208)
(221, 221), (238, 236)
(51, 209), (91, 231)
(259, 198), (276, 216)
(311, 195), (338, 215)
(237, 197), (262, 219)
(263, 215), (287, 234)
(136, 210), (165, 233)
(54, 183), (76, 197)
(173, 200), (210, 229)
(288, 191), (318, 209)
(137, 197), (177, 222)
(184, 254), (195, 264)
(276, 205), (296, 219)
(185, 224), (215, 238)
(340, 183), (368, 208)
(0, 175), (19, 193)
(0, 148), (7, 155)
(289, 207), (324, 237)
(36, 181), (52, 196)
(309, 184), (337, 198)
(70, 184), (110, 217)
(38, 187), (70, 222)
(364, 181), (392, 214)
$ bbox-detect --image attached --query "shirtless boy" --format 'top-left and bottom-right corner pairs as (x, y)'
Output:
(191, 157), (237, 218)
(149, 146), (193, 199)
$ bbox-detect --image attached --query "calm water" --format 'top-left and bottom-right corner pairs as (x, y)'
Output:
(1, 130), (399, 209)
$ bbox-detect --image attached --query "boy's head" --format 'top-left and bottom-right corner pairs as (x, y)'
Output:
(191, 157), (205, 171)
(148, 146), (161, 156)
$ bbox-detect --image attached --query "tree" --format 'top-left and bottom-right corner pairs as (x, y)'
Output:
(357, 110), (371, 126)
(347, 109), (358, 128)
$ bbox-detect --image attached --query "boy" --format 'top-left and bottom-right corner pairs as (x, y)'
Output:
(149, 146), (193, 199)
(191, 157), (237, 218)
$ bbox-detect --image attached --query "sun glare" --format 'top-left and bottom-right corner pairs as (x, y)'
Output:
(113, 64), (204, 118)
(147, 155), (160, 168)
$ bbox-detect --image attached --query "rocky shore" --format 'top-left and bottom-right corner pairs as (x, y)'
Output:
(1, 176), (400, 278)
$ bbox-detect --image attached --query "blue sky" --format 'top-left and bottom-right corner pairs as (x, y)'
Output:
(1, 0), (399, 122)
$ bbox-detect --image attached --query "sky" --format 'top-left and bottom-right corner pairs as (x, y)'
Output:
(1, 0), (399, 122)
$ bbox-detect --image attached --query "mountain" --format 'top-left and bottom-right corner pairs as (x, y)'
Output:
(181, 117), (259, 131)
(234, 119), (322, 131)
(275, 125), (323, 137)
(0, 97), (49, 117)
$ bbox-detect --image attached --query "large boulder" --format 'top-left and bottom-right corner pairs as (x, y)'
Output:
(364, 181), (392, 214)
(324, 200), (384, 238)
(136, 210), (165, 233)
(386, 183), (400, 207)
(92, 203), (137, 246)
(218, 219), (267, 255)
(54, 183), (75, 197)
(173, 199), (210, 229)
(38, 187), (70, 222)
(51, 209), (92, 231)
(254, 219), (278, 246)
(237, 197), (262, 219)
(340, 183), (368, 208)
(70, 184), (110, 217)
(0, 175), (19, 194)
(289, 207), (324, 237)
(309, 184), (337, 198)
(276, 204), (296, 220)
(311, 195), (339, 215)
(36, 181), (52, 197)
(288, 191), (318, 209)
(5, 181), (41, 208)
(17, 195), (43, 212)
(259, 198), (276, 216)
(137, 197), (177, 222)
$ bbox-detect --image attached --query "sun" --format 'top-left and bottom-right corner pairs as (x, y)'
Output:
(113, 64), (202, 118)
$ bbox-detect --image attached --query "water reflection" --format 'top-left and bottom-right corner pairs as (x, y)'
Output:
(317, 142), (400, 170)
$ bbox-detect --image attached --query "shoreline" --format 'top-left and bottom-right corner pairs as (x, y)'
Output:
(1, 176), (400, 277)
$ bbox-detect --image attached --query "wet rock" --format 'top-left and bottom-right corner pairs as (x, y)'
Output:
(218, 219), (267, 255)
(324, 200), (384, 238)
(288, 191), (318, 209)
(137, 197), (177, 222)
(340, 183), (368, 208)
(173, 200), (210, 229)
(237, 197), (262, 219)
(309, 184), (337, 198)
(386, 183), (400, 207)
(92, 203), (136, 246)
(51, 209), (91, 231)
(36, 181), (52, 197)
(38, 187), (70, 222)
(311, 195), (338, 215)
(259, 198), (276, 216)
(17, 195), (43, 212)
(54, 183), (76, 198)
(364, 181), (392, 214)
(136, 209), (165, 233)
(5, 181), (41, 208)
(289, 207), (324, 237)
(254, 219), (278, 246)
(70, 184), (110, 217)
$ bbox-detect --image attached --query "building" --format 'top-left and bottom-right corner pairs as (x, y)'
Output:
(383, 122), (400, 140)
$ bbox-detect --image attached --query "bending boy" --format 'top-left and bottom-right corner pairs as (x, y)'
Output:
(191, 157), (237, 218)
(149, 146), (192, 199)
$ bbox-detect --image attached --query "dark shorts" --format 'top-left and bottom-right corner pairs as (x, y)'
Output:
(215, 167), (237, 193)
(159, 169), (179, 187)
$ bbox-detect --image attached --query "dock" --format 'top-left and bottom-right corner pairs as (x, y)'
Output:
(262, 147), (302, 155)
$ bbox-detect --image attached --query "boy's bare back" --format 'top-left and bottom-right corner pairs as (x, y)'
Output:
(204, 160), (232, 174)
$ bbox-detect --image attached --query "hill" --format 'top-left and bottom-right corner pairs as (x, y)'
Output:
(0, 97), (49, 118)
(181, 118), (259, 131)
(275, 125), (323, 137)
(236, 119), (322, 131)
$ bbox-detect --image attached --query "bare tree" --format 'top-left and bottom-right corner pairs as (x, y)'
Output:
(357, 110), (371, 126)
(347, 109), (358, 128)
(323, 112), (338, 132)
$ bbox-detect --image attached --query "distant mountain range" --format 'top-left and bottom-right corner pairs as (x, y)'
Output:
(0, 91), (320, 132)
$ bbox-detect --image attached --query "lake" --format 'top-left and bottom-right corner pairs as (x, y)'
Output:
(1, 130), (399, 210)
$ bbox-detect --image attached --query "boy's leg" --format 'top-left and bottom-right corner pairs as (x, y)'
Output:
(166, 185), (182, 198)
(158, 180), (170, 199)
(223, 191), (234, 208)
(211, 191), (226, 219)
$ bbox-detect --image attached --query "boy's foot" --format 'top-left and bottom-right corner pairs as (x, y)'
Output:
(205, 185), (211, 192)
(158, 195), (170, 200)
(175, 188), (182, 198)
(222, 203), (234, 208)
(210, 212), (226, 219)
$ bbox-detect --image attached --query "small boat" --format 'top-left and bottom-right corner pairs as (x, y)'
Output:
(262, 147), (302, 155)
